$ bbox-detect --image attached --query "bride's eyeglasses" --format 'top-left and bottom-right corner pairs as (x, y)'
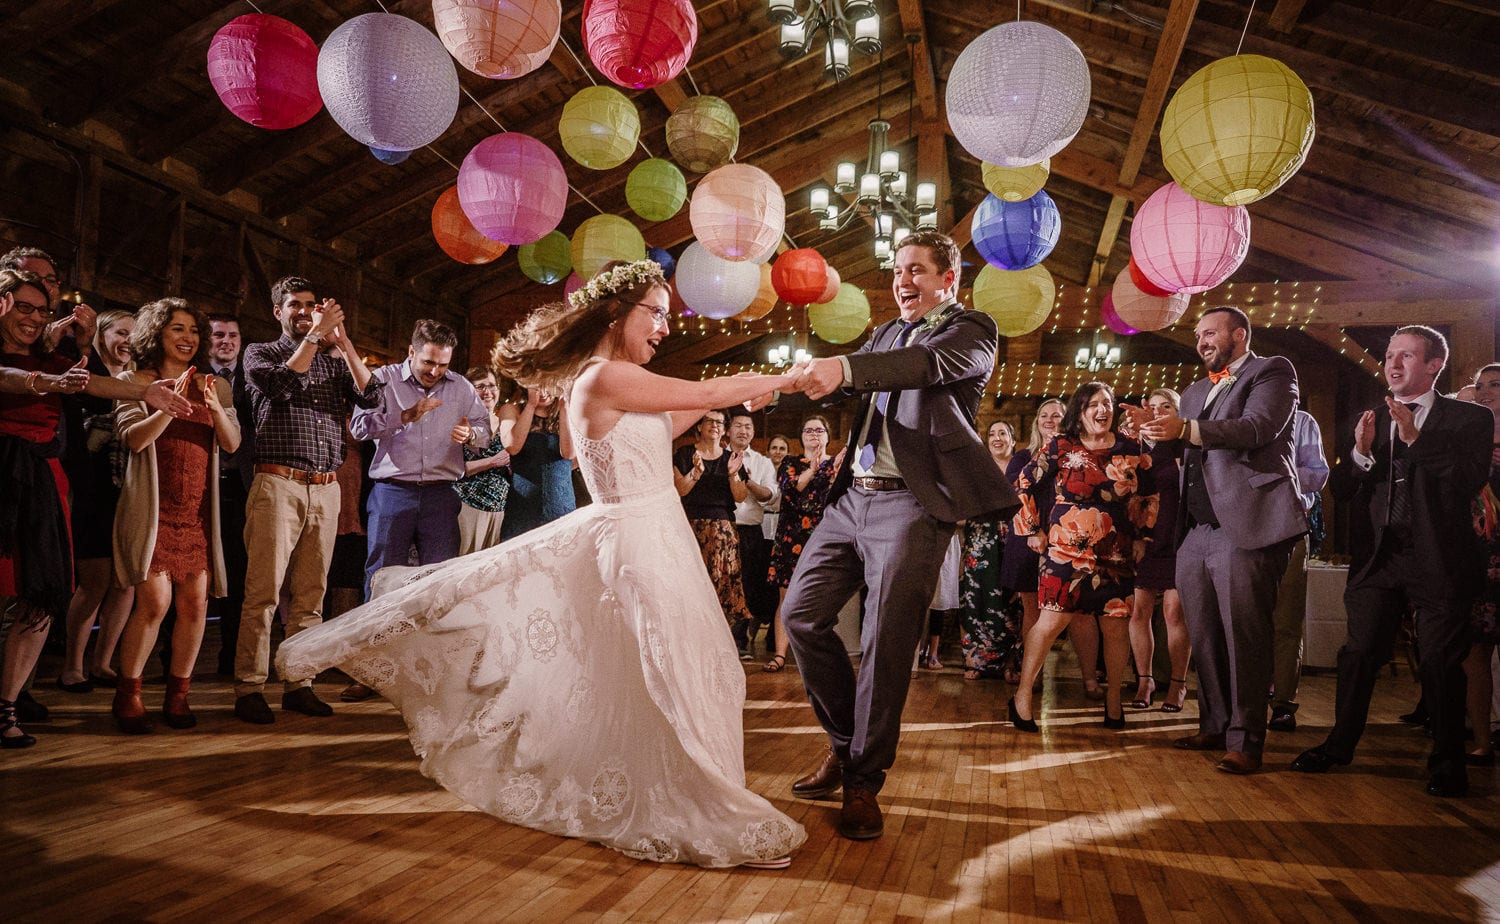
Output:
(630, 303), (671, 326)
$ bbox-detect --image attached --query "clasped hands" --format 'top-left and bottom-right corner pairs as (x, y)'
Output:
(734, 357), (843, 413)
(1122, 402), (1186, 443)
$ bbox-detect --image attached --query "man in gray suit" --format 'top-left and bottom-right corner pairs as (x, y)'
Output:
(1138, 306), (1307, 775)
(782, 231), (1019, 840)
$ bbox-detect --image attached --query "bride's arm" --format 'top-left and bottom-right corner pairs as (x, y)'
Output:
(577, 363), (796, 431)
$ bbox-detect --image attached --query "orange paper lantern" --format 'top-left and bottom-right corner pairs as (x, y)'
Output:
(431, 186), (508, 264)
(771, 249), (829, 304)
(735, 265), (778, 322)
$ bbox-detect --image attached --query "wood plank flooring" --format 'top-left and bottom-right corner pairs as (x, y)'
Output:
(6, 647), (1497, 922)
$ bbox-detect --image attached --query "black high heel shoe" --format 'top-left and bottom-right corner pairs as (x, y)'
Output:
(0, 698), (36, 749)
(1102, 709), (1126, 730)
(1008, 697), (1039, 733)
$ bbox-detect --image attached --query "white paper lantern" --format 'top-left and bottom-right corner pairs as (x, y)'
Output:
(946, 21), (1091, 167)
(318, 13), (460, 151)
(674, 241), (761, 319)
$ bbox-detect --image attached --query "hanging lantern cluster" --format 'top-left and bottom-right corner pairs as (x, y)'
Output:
(206, 14), (322, 130)
(457, 132), (569, 244)
(581, 0), (699, 90)
(431, 0), (561, 80)
(317, 13), (460, 151)
(690, 164), (785, 262)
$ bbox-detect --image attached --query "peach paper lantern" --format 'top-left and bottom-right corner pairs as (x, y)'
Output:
(735, 265), (778, 322)
(1111, 270), (1190, 332)
(1129, 182), (1250, 295)
(569, 215), (647, 280)
(771, 249), (829, 304)
(559, 86), (640, 170)
(813, 266), (841, 304)
(808, 283), (871, 344)
(207, 14), (322, 130)
(432, 187), (508, 264)
(581, 0), (698, 90)
(690, 164), (785, 262)
(431, 0), (561, 80)
(666, 96), (739, 173)
(970, 264), (1054, 336)
(457, 133), (569, 244)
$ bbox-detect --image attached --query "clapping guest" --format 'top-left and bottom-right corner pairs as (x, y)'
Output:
(455, 367), (512, 555)
(960, 420), (1023, 681)
(111, 299), (241, 733)
(674, 409), (754, 652)
(497, 384), (574, 540)
(1464, 363), (1500, 767)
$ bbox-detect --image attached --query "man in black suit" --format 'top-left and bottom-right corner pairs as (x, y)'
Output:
(1293, 325), (1491, 797)
(208, 314), (253, 675)
(781, 231), (1019, 840)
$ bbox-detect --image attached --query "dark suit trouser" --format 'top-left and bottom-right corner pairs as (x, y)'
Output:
(1325, 540), (1471, 774)
(214, 476), (248, 673)
(1177, 524), (1294, 756)
(782, 486), (955, 793)
(736, 524), (776, 625)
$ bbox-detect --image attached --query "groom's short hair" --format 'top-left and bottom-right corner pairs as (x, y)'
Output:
(896, 231), (962, 288)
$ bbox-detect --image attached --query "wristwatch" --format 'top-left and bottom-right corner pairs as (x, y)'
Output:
(305, 330), (324, 345)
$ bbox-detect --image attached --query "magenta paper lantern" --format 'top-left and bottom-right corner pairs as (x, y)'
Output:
(432, 0), (561, 80)
(1111, 270), (1190, 332)
(581, 0), (698, 90)
(564, 273), (586, 299)
(206, 14), (322, 130)
(690, 164), (785, 262)
(1099, 291), (1139, 335)
(1129, 182), (1251, 295)
(457, 133), (569, 245)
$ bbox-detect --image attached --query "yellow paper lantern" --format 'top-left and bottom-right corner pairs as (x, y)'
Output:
(734, 265), (778, 322)
(570, 214), (646, 279)
(665, 95), (739, 173)
(559, 85), (639, 170)
(1159, 54), (1315, 206)
(625, 158), (687, 222)
(971, 264), (1054, 336)
(808, 283), (871, 344)
(981, 159), (1050, 202)
(517, 229), (572, 284)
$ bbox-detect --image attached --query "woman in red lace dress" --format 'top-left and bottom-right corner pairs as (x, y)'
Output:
(111, 298), (240, 733)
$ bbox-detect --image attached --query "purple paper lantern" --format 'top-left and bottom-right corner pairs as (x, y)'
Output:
(647, 246), (676, 280)
(1129, 182), (1251, 295)
(457, 133), (569, 245)
(972, 191), (1061, 271)
(318, 13), (460, 151)
(369, 147), (410, 165)
(206, 14), (322, 130)
(1099, 291), (1139, 335)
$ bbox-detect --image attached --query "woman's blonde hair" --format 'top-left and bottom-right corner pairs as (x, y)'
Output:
(1147, 387), (1181, 412)
(93, 309), (134, 357)
(1026, 398), (1066, 454)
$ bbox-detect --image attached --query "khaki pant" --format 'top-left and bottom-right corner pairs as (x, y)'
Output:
(457, 502), (505, 556)
(235, 472), (340, 695)
(1270, 536), (1310, 707)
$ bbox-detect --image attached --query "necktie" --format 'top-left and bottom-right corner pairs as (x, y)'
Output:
(857, 321), (917, 471)
(1387, 402), (1419, 527)
(215, 365), (234, 380)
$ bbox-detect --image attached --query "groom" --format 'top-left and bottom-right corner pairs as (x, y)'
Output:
(782, 231), (1019, 840)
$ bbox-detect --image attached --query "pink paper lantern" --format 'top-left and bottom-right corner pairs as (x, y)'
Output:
(457, 133), (568, 245)
(813, 266), (842, 304)
(206, 14), (322, 130)
(1129, 182), (1251, 295)
(1099, 291), (1139, 335)
(581, 0), (698, 90)
(689, 164), (785, 262)
(564, 272), (586, 299)
(1111, 270), (1191, 332)
(432, 0), (561, 80)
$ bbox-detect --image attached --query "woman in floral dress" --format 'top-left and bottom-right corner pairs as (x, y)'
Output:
(1008, 382), (1157, 731)
(959, 420), (1023, 680)
(763, 413), (842, 672)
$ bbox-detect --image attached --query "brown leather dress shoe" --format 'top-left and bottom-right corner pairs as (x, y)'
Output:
(1216, 751), (1262, 774)
(790, 746), (843, 800)
(1172, 733), (1226, 751)
(837, 787), (883, 840)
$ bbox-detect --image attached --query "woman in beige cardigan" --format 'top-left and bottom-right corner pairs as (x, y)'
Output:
(112, 298), (239, 733)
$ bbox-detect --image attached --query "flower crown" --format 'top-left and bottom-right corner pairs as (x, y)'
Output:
(568, 259), (666, 310)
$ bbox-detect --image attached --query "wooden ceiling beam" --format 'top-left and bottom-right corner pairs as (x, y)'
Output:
(895, 0), (940, 122)
(1268, 0), (1310, 32)
(10, 0), (131, 57)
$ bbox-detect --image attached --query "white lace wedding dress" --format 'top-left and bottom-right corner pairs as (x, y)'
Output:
(276, 408), (805, 867)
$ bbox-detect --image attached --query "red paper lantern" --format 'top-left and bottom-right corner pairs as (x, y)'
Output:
(207, 14), (322, 130)
(1128, 256), (1173, 298)
(581, 0), (698, 90)
(771, 249), (829, 304)
(813, 266), (842, 304)
(432, 187), (508, 265)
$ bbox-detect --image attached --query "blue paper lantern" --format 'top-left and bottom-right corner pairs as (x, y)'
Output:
(972, 191), (1060, 271)
(647, 246), (676, 280)
(369, 146), (410, 164)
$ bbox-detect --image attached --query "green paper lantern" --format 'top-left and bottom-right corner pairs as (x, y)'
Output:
(570, 214), (646, 280)
(971, 264), (1055, 336)
(517, 230), (572, 284)
(625, 158), (686, 222)
(559, 85), (639, 170)
(665, 95), (739, 173)
(981, 158), (1050, 202)
(808, 283), (871, 344)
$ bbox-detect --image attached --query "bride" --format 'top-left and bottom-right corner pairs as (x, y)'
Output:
(276, 259), (807, 869)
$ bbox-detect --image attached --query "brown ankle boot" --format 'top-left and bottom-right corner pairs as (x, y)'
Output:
(112, 676), (154, 735)
(162, 675), (196, 729)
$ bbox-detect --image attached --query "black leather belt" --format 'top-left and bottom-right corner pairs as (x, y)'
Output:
(853, 476), (906, 492)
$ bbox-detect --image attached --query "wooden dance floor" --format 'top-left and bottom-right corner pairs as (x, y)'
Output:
(8, 647), (1498, 922)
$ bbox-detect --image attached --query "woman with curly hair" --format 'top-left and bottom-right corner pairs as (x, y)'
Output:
(1008, 382), (1157, 732)
(110, 298), (240, 733)
(275, 260), (807, 869)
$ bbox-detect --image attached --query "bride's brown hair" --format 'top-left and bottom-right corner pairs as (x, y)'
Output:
(493, 259), (668, 392)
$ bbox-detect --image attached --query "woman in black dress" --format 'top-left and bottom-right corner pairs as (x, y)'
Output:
(1127, 388), (1190, 711)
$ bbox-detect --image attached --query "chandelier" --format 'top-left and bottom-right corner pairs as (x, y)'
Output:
(1075, 338), (1122, 372)
(768, 0), (881, 81)
(767, 342), (812, 366)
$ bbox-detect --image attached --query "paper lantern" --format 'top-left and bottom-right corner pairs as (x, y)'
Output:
(581, 0), (698, 90)
(771, 249), (829, 304)
(808, 284), (871, 344)
(318, 13), (460, 151)
(735, 265), (778, 322)
(946, 21), (1091, 167)
(972, 191), (1061, 271)
(369, 147), (410, 165)
(971, 264), (1054, 336)
(981, 159), (1050, 202)
(690, 164), (785, 262)
(559, 86), (640, 170)
(626, 159), (687, 222)
(813, 266), (841, 304)
(1111, 270), (1190, 332)
(674, 242), (762, 319)
(1129, 182), (1250, 295)
(570, 214), (647, 280)
(666, 96), (739, 173)
(206, 14), (322, 130)
(458, 133), (568, 245)
(432, 0), (560, 80)
(1099, 291), (1140, 336)
(647, 246), (676, 280)
(1160, 54), (1315, 207)
(1128, 256), (1172, 298)
(564, 273), (586, 299)
(517, 230), (573, 284)
(430, 187), (508, 265)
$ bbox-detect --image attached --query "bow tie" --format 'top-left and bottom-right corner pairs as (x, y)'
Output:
(1207, 369), (1231, 385)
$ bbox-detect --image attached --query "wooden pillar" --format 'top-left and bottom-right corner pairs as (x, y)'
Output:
(71, 152), (102, 291)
